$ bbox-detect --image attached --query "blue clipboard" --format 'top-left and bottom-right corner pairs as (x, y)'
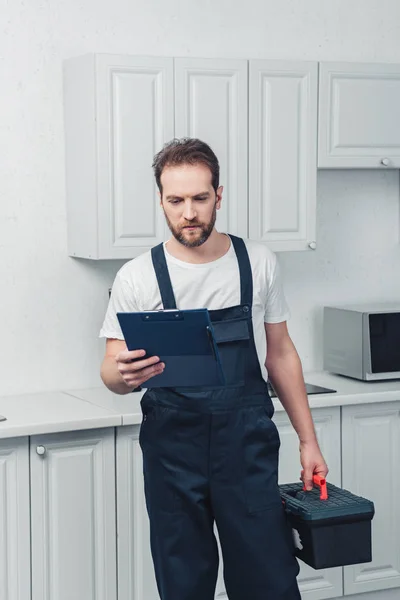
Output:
(116, 309), (225, 388)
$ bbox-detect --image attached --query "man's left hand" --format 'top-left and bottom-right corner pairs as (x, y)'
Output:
(299, 440), (329, 491)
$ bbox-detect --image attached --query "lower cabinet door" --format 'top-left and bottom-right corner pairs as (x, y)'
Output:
(30, 428), (117, 600)
(116, 425), (160, 600)
(214, 525), (228, 599)
(342, 402), (400, 595)
(0, 436), (30, 600)
(274, 406), (343, 600)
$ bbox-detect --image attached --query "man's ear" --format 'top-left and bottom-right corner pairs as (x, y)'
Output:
(216, 186), (223, 210)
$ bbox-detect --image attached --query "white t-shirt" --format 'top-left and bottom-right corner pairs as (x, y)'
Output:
(100, 237), (290, 382)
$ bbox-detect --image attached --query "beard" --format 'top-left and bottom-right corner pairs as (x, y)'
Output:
(164, 202), (217, 248)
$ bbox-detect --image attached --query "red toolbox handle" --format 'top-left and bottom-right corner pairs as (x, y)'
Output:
(304, 475), (328, 500)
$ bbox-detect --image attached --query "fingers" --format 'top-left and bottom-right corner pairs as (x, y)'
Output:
(118, 354), (161, 374)
(114, 349), (165, 388)
(123, 361), (165, 388)
(115, 349), (146, 363)
(315, 463), (329, 478)
(302, 467), (314, 491)
(300, 463), (330, 491)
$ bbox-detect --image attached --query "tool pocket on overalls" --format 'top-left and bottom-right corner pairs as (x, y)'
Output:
(139, 395), (157, 450)
(242, 406), (282, 513)
(213, 318), (250, 386)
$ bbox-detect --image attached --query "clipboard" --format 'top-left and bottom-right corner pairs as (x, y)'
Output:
(116, 309), (225, 388)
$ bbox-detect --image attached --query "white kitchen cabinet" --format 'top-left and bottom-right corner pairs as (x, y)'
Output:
(64, 54), (319, 259)
(30, 428), (117, 600)
(342, 402), (400, 596)
(63, 54), (173, 259)
(249, 60), (318, 252)
(0, 437), (31, 600)
(63, 54), (400, 260)
(318, 62), (400, 169)
(174, 58), (248, 237)
(274, 406), (343, 600)
(116, 425), (160, 600)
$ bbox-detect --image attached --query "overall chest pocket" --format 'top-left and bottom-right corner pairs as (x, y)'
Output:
(212, 318), (250, 386)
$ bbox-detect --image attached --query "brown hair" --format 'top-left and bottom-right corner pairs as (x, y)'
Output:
(152, 138), (220, 194)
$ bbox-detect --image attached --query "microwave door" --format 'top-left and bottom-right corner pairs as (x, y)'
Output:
(364, 312), (400, 380)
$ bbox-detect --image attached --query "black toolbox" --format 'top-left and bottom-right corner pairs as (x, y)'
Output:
(279, 476), (375, 570)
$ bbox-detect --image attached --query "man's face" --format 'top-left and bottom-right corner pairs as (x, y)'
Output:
(159, 163), (223, 248)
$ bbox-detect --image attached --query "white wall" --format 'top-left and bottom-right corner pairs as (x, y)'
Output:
(1, 0), (400, 395)
(280, 169), (400, 370)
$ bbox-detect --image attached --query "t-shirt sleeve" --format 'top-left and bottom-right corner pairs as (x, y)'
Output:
(264, 254), (291, 323)
(99, 272), (139, 339)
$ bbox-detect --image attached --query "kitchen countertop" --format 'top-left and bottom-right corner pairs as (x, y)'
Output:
(1, 372), (400, 439)
(0, 390), (121, 439)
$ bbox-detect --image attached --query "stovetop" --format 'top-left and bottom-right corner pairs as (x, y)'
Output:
(267, 381), (336, 398)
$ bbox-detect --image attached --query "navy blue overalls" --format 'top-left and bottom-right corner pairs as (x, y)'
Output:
(139, 235), (301, 600)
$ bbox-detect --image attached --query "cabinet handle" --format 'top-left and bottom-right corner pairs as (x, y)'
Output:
(308, 241), (317, 250)
(36, 445), (46, 456)
(381, 158), (390, 166)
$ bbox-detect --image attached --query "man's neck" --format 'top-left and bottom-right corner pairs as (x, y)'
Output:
(165, 230), (231, 264)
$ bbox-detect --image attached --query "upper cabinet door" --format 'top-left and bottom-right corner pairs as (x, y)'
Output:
(64, 54), (173, 259)
(175, 58), (248, 237)
(249, 61), (318, 252)
(318, 62), (400, 168)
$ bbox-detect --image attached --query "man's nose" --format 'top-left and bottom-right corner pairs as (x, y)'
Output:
(182, 200), (196, 221)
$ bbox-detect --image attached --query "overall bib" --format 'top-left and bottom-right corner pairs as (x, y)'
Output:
(139, 235), (301, 600)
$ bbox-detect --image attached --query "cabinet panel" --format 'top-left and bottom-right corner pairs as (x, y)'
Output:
(96, 55), (173, 256)
(0, 437), (30, 600)
(175, 58), (248, 237)
(116, 426), (160, 600)
(319, 62), (400, 168)
(342, 403), (400, 595)
(30, 428), (117, 600)
(249, 60), (318, 251)
(64, 54), (173, 259)
(274, 407), (343, 599)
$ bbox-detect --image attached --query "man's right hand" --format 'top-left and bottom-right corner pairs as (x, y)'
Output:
(115, 349), (165, 388)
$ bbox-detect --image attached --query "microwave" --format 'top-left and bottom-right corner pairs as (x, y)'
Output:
(323, 303), (400, 381)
